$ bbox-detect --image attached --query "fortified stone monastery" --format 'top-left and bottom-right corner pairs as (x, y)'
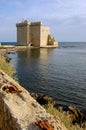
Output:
(16, 20), (58, 47)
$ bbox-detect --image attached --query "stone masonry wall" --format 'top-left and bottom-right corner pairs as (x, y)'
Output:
(30, 25), (40, 47)
(0, 69), (67, 130)
(17, 25), (28, 46)
(40, 26), (50, 47)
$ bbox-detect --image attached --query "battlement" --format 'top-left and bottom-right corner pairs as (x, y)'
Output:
(16, 21), (42, 27)
(16, 20), (30, 27)
(30, 21), (42, 26)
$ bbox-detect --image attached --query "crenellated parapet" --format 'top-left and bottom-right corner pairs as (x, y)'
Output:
(16, 20), (30, 27)
(30, 21), (42, 26)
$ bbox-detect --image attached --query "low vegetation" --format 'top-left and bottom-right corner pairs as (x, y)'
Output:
(44, 104), (85, 130)
(0, 55), (14, 76)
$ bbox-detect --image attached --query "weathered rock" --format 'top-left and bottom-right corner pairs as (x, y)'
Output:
(0, 70), (67, 130)
(2, 84), (22, 94)
(35, 120), (54, 130)
(30, 93), (55, 106)
(68, 106), (86, 127)
(30, 93), (39, 100)
(5, 56), (11, 63)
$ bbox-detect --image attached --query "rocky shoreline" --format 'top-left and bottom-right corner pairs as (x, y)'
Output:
(0, 47), (86, 129)
(30, 93), (86, 128)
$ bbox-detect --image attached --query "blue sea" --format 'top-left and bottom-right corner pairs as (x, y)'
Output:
(6, 42), (86, 113)
(1, 42), (16, 46)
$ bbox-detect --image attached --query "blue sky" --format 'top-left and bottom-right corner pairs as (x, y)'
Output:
(0, 0), (86, 42)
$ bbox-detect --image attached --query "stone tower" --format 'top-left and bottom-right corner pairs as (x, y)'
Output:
(16, 20), (58, 47)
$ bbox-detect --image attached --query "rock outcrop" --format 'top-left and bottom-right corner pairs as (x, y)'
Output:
(0, 69), (67, 130)
(30, 93), (55, 106)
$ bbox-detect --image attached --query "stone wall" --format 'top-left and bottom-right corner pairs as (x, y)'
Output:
(40, 26), (50, 47)
(30, 25), (40, 47)
(0, 69), (67, 130)
(17, 25), (28, 46)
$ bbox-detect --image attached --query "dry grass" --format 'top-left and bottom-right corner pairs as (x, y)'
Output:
(44, 104), (85, 130)
(0, 55), (14, 76)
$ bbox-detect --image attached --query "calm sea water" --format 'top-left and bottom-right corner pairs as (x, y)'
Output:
(1, 42), (16, 45)
(7, 42), (86, 113)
